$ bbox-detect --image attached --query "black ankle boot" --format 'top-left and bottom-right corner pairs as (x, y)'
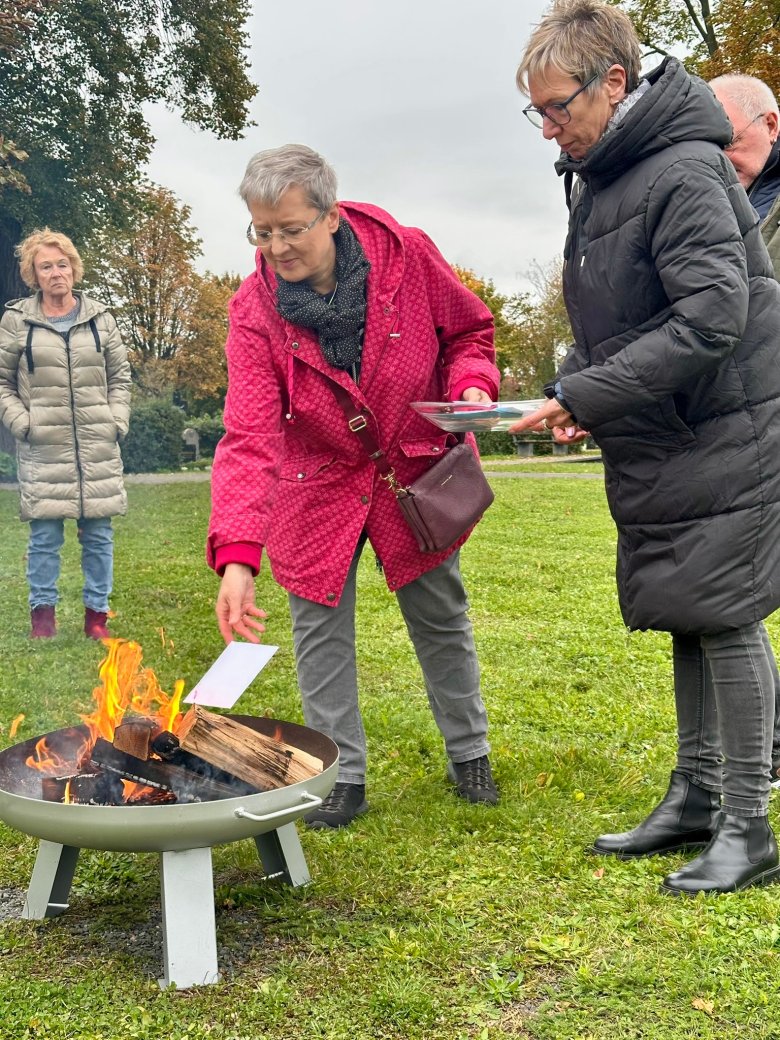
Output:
(661, 814), (780, 895)
(589, 770), (720, 859)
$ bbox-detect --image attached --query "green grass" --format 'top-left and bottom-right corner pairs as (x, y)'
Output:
(0, 478), (779, 1039)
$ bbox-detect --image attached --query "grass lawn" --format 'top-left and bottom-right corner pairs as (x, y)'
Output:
(0, 476), (779, 1039)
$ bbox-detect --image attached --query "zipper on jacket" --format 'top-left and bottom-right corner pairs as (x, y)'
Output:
(62, 328), (87, 517)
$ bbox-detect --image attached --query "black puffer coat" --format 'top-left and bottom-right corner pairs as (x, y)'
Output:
(555, 58), (780, 635)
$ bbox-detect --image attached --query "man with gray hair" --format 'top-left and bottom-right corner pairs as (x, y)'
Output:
(710, 73), (780, 271)
(711, 73), (780, 788)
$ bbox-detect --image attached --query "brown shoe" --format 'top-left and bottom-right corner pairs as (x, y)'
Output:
(30, 605), (56, 639)
(84, 608), (110, 639)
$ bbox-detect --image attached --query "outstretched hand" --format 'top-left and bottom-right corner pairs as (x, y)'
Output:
(216, 563), (268, 644)
(509, 399), (589, 443)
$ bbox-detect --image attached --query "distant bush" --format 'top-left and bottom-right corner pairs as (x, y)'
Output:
(187, 413), (225, 457)
(474, 431), (525, 456)
(121, 398), (186, 473)
(0, 450), (16, 482)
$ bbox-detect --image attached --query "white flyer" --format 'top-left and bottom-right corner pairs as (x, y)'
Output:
(184, 642), (279, 708)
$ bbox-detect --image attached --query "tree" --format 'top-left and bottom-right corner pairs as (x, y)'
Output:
(86, 184), (238, 411)
(453, 264), (569, 398)
(452, 266), (522, 382)
(0, 0), (256, 304)
(503, 260), (572, 399)
(612, 0), (780, 93)
(175, 273), (240, 414)
(85, 185), (203, 387)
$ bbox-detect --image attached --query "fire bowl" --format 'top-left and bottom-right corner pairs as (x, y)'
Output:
(0, 716), (338, 853)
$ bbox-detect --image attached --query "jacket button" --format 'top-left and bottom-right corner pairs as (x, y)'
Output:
(432, 446), (440, 452)
(291, 341), (300, 350)
(360, 495), (369, 504)
(297, 472), (305, 480)
(326, 592), (336, 602)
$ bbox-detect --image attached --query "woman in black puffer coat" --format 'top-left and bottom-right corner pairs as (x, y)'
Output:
(514, 0), (780, 896)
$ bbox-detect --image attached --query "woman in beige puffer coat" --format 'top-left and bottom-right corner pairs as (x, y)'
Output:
(0, 228), (131, 639)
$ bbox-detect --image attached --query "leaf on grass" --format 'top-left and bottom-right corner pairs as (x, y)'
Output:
(692, 997), (714, 1014)
(9, 714), (24, 740)
(592, 867), (605, 879)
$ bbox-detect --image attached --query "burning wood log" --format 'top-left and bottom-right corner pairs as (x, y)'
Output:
(176, 706), (323, 790)
(89, 738), (254, 802)
(41, 770), (123, 805)
(113, 718), (159, 760)
(150, 731), (262, 791)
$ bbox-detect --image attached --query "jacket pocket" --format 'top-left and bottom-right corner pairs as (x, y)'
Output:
(398, 433), (454, 459)
(279, 451), (338, 483)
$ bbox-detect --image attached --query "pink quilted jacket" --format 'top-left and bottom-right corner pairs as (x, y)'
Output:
(207, 202), (499, 606)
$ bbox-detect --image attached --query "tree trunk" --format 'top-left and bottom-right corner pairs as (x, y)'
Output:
(0, 216), (26, 308)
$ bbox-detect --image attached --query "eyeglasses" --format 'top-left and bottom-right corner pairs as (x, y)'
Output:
(522, 73), (600, 129)
(725, 113), (765, 152)
(246, 211), (325, 246)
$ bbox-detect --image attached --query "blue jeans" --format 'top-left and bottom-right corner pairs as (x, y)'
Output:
(27, 517), (114, 612)
(673, 622), (775, 816)
(288, 544), (490, 784)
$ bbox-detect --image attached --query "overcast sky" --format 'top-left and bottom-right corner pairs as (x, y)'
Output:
(145, 0), (568, 298)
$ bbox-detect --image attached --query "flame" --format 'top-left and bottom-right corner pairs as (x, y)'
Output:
(80, 638), (185, 747)
(25, 736), (74, 775)
(121, 778), (158, 802)
(25, 639), (187, 805)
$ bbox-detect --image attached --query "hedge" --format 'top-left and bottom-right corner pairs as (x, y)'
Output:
(121, 398), (187, 473)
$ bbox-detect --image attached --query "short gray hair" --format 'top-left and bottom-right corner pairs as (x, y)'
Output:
(238, 144), (338, 210)
(517, 0), (641, 97)
(709, 74), (779, 121)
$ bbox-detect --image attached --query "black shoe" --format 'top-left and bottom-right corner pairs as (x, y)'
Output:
(589, 770), (720, 859)
(447, 756), (498, 805)
(304, 782), (368, 830)
(661, 813), (780, 895)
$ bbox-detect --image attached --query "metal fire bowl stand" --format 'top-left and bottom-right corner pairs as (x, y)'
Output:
(0, 716), (339, 989)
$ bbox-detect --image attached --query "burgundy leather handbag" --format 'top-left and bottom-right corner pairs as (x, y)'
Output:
(331, 383), (494, 553)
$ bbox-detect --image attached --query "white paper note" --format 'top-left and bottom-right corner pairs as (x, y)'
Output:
(184, 642), (279, 708)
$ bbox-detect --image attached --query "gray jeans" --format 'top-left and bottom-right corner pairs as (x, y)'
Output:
(288, 544), (490, 784)
(673, 621), (775, 816)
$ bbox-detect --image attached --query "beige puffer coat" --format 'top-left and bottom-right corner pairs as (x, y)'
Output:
(0, 292), (131, 521)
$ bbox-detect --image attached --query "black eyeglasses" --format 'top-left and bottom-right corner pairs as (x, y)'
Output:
(523, 73), (600, 129)
(725, 113), (765, 152)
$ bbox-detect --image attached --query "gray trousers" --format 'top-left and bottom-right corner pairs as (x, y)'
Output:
(673, 621), (775, 816)
(288, 543), (490, 785)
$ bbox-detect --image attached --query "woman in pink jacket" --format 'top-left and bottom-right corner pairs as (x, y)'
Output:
(208, 144), (500, 828)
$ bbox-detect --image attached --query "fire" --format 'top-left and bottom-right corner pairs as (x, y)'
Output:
(25, 736), (73, 775)
(81, 638), (185, 747)
(26, 639), (186, 794)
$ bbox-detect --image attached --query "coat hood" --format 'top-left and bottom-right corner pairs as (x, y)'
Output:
(555, 58), (732, 191)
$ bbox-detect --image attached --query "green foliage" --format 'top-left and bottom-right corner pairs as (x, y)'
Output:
(120, 398), (186, 473)
(0, 476), (779, 1038)
(0, 0), (256, 302)
(0, 449), (16, 482)
(611, 0), (779, 91)
(473, 430), (518, 456)
(186, 413), (225, 457)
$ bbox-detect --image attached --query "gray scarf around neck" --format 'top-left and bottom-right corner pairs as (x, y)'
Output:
(275, 220), (371, 372)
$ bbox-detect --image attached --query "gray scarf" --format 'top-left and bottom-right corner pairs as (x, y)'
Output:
(275, 220), (370, 373)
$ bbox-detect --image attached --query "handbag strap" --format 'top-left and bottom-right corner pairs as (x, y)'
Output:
(329, 381), (409, 498)
(330, 379), (466, 498)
